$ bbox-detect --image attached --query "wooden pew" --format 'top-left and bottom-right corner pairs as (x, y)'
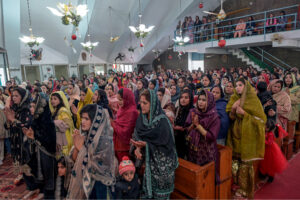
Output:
(294, 130), (300, 153)
(216, 145), (232, 199)
(171, 158), (215, 199)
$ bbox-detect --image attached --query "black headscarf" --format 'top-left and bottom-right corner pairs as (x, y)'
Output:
(175, 89), (194, 127)
(96, 89), (113, 118)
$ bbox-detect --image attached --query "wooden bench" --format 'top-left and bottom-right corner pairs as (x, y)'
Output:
(216, 145), (232, 199)
(283, 139), (294, 160)
(172, 158), (215, 199)
(294, 130), (300, 152)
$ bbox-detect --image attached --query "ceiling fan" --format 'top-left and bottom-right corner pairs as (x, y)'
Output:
(203, 0), (250, 20)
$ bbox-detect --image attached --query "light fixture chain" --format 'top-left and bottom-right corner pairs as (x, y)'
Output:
(26, 0), (32, 29)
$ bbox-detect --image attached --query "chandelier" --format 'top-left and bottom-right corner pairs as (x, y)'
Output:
(81, 36), (99, 52)
(173, 30), (190, 46)
(129, 0), (154, 39)
(173, 0), (189, 46)
(47, 2), (88, 27)
(20, 0), (45, 48)
(80, 1), (98, 55)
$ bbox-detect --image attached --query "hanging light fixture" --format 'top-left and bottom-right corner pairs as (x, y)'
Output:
(80, 0), (98, 56)
(129, 0), (155, 39)
(109, 6), (120, 43)
(47, 2), (88, 27)
(20, 0), (45, 48)
(173, 0), (189, 46)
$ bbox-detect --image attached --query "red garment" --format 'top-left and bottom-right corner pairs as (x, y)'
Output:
(112, 88), (138, 162)
(259, 132), (288, 177)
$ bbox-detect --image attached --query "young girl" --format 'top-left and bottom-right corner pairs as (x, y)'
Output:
(259, 119), (288, 182)
(115, 156), (140, 199)
(55, 156), (73, 199)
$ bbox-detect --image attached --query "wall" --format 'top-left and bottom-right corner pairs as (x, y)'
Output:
(204, 54), (247, 70)
(152, 49), (188, 71)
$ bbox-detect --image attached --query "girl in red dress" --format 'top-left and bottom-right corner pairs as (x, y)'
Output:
(260, 119), (288, 182)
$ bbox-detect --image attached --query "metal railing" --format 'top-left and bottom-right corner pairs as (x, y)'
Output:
(249, 47), (292, 70)
(174, 4), (300, 47)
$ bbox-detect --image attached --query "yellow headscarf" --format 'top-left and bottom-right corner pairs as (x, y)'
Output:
(226, 80), (266, 161)
(49, 91), (74, 155)
(76, 88), (93, 128)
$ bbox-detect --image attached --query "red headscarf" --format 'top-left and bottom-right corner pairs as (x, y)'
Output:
(112, 88), (138, 152)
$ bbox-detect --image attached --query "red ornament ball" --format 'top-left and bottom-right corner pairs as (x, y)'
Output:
(32, 54), (36, 57)
(140, 43), (144, 47)
(71, 34), (77, 40)
(199, 3), (203, 9)
(218, 39), (226, 48)
(168, 55), (172, 60)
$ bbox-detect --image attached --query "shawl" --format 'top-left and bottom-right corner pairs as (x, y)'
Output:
(161, 88), (171, 108)
(107, 93), (120, 118)
(268, 79), (291, 119)
(171, 86), (180, 104)
(68, 85), (80, 106)
(175, 89), (194, 127)
(185, 90), (220, 144)
(49, 91), (74, 155)
(96, 89), (113, 118)
(185, 90), (220, 169)
(76, 88), (93, 129)
(134, 90), (178, 198)
(68, 105), (116, 199)
(112, 88), (138, 151)
(216, 98), (229, 140)
(226, 81), (266, 161)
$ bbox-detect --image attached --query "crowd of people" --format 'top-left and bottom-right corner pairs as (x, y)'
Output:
(0, 65), (299, 199)
(175, 10), (290, 42)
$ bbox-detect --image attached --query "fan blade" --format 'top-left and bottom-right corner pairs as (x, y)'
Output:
(226, 7), (251, 16)
(203, 11), (218, 15)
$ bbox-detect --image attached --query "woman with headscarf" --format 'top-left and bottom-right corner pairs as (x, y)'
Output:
(55, 156), (73, 199)
(268, 79), (291, 130)
(283, 72), (300, 139)
(68, 104), (116, 199)
(50, 91), (74, 156)
(105, 83), (120, 118)
(47, 80), (58, 95)
(224, 80), (235, 102)
(170, 85), (180, 105)
(174, 89), (194, 158)
(22, 92), (56, 199)
(226, 78), (266, 198)
(71, 88), (93, 129)
(131, 89), (178, 199)
(0, 87), (7, 107)
(185, 90), (220, 178)
(92, 89), (113, 118)
(127, 82), (137, 94)
(212, 85), (229, 146)
(67, 82), (80, 108)
(4, 87), (32, 184)
(111, 88), (138, 162)
(157, 88), (171, 109)
(134, 78), (148, 106)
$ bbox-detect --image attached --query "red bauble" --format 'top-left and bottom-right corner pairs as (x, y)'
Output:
(140, 43), (144, 47)
(218, 39), (226, 48)
(168, 55), (172, 60)
(199, 3), (203, 8)
(71, 34), (77, 40)
(32, 54), (36, 57)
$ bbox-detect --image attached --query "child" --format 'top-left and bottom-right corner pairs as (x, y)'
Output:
(163, 103), (176, 125)
(259, 119), (288, 182)
(55, 156), (73, 199)
(115, 156), (140, 199)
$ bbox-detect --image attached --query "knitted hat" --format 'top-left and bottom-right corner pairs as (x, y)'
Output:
(119, 156), (135, 176)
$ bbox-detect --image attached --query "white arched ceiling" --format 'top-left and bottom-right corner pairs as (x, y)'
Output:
(20, 0), (223, 65)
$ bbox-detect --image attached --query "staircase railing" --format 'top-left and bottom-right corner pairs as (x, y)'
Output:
(250, 47), (292, 70)
(241, 48), (274, 72)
